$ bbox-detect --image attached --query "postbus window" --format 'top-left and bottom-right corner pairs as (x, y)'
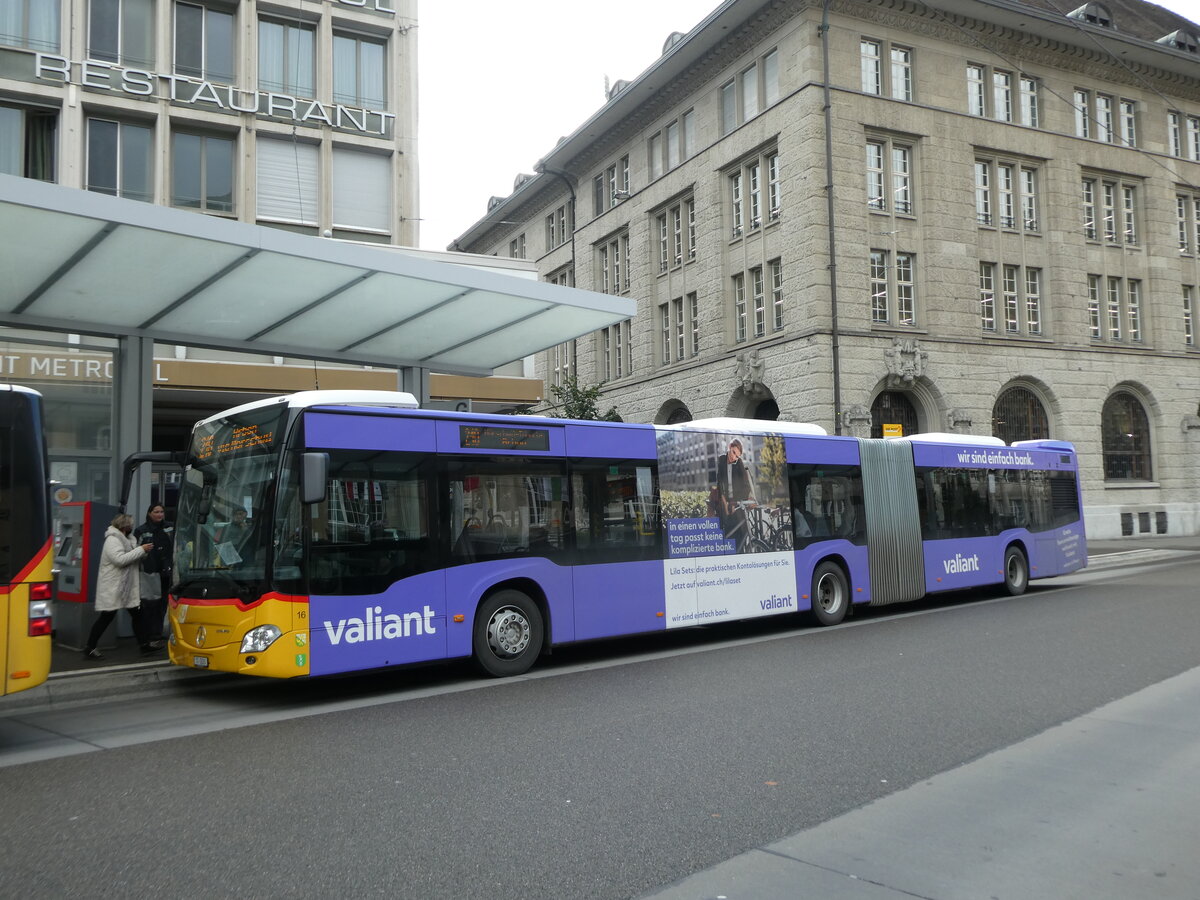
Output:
(570, 460), (660, 560)
(445, 458), (568, 562)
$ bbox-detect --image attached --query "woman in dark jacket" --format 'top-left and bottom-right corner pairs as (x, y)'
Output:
(136, 503), (174, 640)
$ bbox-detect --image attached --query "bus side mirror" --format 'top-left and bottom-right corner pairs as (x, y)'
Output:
(301, 452), (329, 504)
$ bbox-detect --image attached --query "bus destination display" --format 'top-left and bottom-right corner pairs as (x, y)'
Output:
(459, 425), (550, 452)
(196, 424), (277, 461)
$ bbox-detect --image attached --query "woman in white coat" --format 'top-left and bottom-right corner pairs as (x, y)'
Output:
(83, 513), (163, 659)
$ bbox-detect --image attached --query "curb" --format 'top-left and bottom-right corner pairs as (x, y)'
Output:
(1084, 548), (1196, 570)
(4, 661), (239, 712)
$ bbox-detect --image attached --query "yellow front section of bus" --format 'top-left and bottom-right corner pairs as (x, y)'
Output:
(168, 592), (311, 678)
(3, 548), (53, 697)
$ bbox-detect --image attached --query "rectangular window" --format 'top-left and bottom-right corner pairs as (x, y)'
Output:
(332, 148), (390, 235)
(671, 206), (683, 267)
(674, 296), (685, 362)
(1095, 94), (1114, 142)
(657, 213), (668, 274)
(1189, 116), (1200, 162)
(1185, 285), (1195, 347)
(1169, 112), (1183, 157)
(660, 302), (671, 365)
(771, 259), (783, 330)
(666, 121), (679, 170)
(648, 132), (663, 180)
(730, 170), (743, 237)
(174, 1), (234, 83)
(508, 234), (525, 259)
(1127, 280), (1141, 341)
(1, 0), (59, 51)
(259, 18), (315, 98)
(867, 137), (913, 216)
(1082, 178), (1097, 240)
(1021, 168), (1038, 231)
(256, 136), (317, 225)
(1003, 265), (1019, 333)
(1074, 89), (1091, 138)
(979, 262), (996, 332)
(861, 39), (881, 94)
(720, 79), (736, 135)
(0, 104), (56, 181)
(689, 292), (700, 356)
(1019, 77), (1039, 127)
(1088, 275), (1102, 339)
(1102, 181), (1117, 242)
(896, 253), (915, 326)
(86, 117), (153, 202)
(1026, 268), (1042, 335)
(733, 272), (747, 341)
(1122, 185), (1137, 243)
(868, 142), (886, 211)
(871, 250), (889, 324)
(751, 266), (765, 338)
(682, 110), (695, 160)
(1177, 195), (1190, 253)
(975, 161), (991, 225)
(1107, 276), (1122, 341)
(993, 70), (1012, 123)
(602, 329), (611, 381)
(763, 50), (779, 106)
(614, 322), (623, 378)
(890, 46), (912, 101)
(767, 153), (781, 220)
(333, 32), (387, 110)
(1119, 99), (1136, 147)
(998, 164), (1015, 229)
(748, 160), (762, 227)
(596, 233), (628, 294)
(89, 0), (154, 67)
(686, 198), (697, 259)
(967, 64), (985, 117)
(741, 64), (759, 120)
(171, 131), (234, 214)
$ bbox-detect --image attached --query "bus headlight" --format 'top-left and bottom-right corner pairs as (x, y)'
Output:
(240, 625), (282, 654)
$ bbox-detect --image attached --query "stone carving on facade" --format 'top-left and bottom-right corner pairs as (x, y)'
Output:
(949, 408), (974, 434)
(884, 338), (928, 388)
(735, 349), (767, 397)
(842, 404), (872, 439)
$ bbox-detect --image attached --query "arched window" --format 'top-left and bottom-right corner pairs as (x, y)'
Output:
(1101, 392), (1152, 481)
(871, 391), (918, 437)
(665, 405), (692, 424)
(992, 386), (1049, 444)
(753, 398), (779, 421)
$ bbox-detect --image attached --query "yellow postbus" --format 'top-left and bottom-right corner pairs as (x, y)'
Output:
(1, 385), (53, 697)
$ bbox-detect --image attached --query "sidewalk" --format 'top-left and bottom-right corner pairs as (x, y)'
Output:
(642, 665), (1200, 899)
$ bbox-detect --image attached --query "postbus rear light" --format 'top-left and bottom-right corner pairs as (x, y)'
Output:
(30, 582), (52, 601)
(29, 598), (52, 636)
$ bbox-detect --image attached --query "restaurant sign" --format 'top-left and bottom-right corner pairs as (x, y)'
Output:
(34, 53), (396, 137)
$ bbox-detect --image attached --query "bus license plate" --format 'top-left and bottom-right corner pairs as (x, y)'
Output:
(193, 656), (209, 668)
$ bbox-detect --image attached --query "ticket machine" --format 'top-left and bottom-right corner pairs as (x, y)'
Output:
(53, 501), (118, 649)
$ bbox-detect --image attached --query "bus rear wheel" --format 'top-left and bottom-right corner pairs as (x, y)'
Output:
(811, 561), (849, 626)
(473, 589), (543, 677)
(1003, 546), (1029, 596)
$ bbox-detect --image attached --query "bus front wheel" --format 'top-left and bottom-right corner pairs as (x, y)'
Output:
(473, 590), (543, 677)
(811, 561), (849, 626)
(1003, 546), (1029, 596)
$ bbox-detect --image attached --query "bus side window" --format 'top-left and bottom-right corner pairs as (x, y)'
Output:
(570, 460), (660, 561)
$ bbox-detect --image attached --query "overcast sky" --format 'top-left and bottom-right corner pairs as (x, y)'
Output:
(416, 0), (1200, 253)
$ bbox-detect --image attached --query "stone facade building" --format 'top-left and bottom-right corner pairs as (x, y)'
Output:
(452, 0), (1200, 540)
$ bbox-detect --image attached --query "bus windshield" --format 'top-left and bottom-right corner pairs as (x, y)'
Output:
(173, 402), (289, 601)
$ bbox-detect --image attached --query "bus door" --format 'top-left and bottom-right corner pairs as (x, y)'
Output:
(569, 459), (663, 641)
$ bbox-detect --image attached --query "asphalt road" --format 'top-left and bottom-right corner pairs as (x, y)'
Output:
(2, 554), (1198, 899)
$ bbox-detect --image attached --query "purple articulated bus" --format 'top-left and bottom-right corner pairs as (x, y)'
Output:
(166, 391), (1086, 680)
